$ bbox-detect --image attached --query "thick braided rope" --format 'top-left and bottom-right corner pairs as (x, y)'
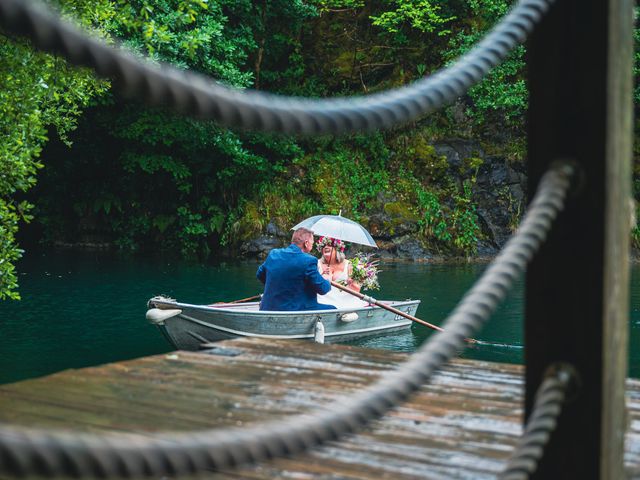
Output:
(500, 364), (574, 480)
(0, 163), (574, 478)
(0, 0), (554, 134)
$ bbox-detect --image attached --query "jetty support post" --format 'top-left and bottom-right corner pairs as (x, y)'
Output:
(525, 0), (633, 478)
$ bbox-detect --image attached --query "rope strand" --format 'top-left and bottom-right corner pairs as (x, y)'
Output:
(500, 364), (576, 480)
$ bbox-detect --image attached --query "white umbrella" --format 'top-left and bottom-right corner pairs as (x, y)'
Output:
(292, 214), (377, 248)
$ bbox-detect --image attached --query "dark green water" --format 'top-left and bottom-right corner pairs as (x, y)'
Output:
(2, 250), (640, 385)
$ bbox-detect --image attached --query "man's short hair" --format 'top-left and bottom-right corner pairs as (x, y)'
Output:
(291, 227), (314, 246)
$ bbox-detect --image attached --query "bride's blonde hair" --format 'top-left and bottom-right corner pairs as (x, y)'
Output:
(319, 248), (346, 264)
(318, 242), (347, 263)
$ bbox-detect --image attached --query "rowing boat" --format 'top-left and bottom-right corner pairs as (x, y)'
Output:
(146, 296), (420, 350)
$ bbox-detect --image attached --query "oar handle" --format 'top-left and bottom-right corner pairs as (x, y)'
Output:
(210, 294), (262, 306)
(329, 280), (444, 332)
(229, 294), (262, 304)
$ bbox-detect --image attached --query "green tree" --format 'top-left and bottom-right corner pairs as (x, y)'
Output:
(11, 0), (575, 274)
(0, 0), (114, 299)
(442, 0), (527, 133)
(32, 0), (316, 257)
(370, 0), (455, 39)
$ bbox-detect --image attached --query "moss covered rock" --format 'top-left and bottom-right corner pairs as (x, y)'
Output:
(368, 200), (420, 239)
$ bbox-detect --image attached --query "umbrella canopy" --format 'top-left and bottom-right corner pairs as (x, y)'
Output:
(292, 214), (377, 248)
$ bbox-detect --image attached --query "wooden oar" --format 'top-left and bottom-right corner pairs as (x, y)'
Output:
(210, 294), (261, 306)
(330, 281), (477, 343)
(330, 280), (443, 332)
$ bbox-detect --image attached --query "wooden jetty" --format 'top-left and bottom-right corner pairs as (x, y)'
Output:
(1, 338), (640, 479)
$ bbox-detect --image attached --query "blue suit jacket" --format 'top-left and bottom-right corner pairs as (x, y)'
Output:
(257, 244), (333, 311)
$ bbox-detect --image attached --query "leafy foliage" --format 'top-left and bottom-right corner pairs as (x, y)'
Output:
(29, 0), (319, 260)
(307, 137), (390, 218)
(442, 0), (527, 132)
(370, 0), (455, 38)
(634, 8), (640, 104)
(26, 0), (502, 264)
(0, 0), (114, 299)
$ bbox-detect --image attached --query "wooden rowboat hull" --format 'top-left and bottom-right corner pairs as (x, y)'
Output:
(146, 296), (420, 350)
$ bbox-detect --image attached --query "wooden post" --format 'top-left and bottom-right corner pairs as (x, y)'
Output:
(525, 0), (633, 478)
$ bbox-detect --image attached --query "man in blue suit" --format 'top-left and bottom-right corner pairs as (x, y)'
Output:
(257, 227), (336, 311)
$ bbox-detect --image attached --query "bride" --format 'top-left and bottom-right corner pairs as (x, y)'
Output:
(315, 236), (369, 309)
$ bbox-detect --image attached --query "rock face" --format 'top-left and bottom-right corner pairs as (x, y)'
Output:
(240, 235), (284, 259)
(433, 139), (526, 258)
(473, 154), (526, 256)
(240, 139), (527, 261)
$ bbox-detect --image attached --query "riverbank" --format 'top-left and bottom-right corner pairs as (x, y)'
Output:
(47, 237), (640, 264)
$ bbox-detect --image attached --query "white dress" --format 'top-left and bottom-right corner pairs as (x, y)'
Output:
(317, 261), (369, 309)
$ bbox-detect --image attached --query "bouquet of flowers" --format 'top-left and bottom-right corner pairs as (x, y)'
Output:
(348, 253), (380, 291)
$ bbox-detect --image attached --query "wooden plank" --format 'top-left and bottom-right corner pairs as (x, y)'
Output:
(526, 0), (633, 477)
(2, 339), (640, 478)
